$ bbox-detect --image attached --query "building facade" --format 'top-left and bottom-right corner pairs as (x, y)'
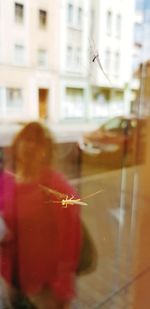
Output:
(0, 0), (59, 123)
(89, 0), (136, 118)
(59, 0), (136, 122)
(0, 0), (136, 125)
(59, 0), (91, 121)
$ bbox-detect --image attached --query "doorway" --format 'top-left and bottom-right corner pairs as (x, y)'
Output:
(38, 88), (49, 120)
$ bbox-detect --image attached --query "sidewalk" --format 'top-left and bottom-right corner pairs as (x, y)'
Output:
(73, 166), (150, 308)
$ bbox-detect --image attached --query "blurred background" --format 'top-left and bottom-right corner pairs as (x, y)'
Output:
(0, 0), (150, 308)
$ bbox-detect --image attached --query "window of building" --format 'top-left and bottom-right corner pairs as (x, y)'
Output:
(15, 2), (24, 24)
(38, 49), (48, 67)
(67, 3), (73, 24)
(134, 22), (142, 45)
(105, 49), (111, 72)
(116, 14), (121, 38)
(136, 0), (144, 10)
(90, 9), (95, 36)
(6, 88), (23, 109)
(114, 51), (120, 75)
(14, 44), (25, 65)
(66, 45), (73, 67)
(76, 47), (81, 67)
(39, 10), (47, 28)
(132, 54), (139, 72)
(77, 7), (83, 27)
(106, 10), (112, 35)
(65, 87), (84, 117)
(66, 87), (84, 100)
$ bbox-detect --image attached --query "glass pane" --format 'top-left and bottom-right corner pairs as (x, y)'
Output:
(14, 44), (25, 65)
(15, 3), (24, 24)
(39, 10), (47, 28)
(0, 1), (150, 308)
(103, 117), (122, 130)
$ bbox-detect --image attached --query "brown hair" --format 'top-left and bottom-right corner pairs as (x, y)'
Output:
(11, 121), (55, 181)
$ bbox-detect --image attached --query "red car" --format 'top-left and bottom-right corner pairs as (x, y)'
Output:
(79, 116), (147, 166)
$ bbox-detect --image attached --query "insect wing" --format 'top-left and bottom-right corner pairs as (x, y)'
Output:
(39, 184), (67, 199)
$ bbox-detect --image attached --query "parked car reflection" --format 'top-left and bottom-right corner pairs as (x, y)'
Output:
(79, 116), (147, 168)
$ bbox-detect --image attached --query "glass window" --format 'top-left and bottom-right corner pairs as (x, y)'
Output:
(114, 51), (120, 76)
(14, 44), (25, 65)
(66, 45), (73, 67)
(38, 49), (48, 67)
(15, 2), (24, 24)
(106, 10), (112, 35)
(39, 10), (47, 28)
(90, 9), (95, 36)
(76, 47), (81, 66)
(132, 54), (139, 71)
(65, 87), (84, 117)
(6, 88), (23, 109)
(116, 14), (121, 38)
(66, 87), (84, 100)
(136, 0), (144, 10)
(77, 7), (83, 27)
(67, 3), (73, 24)
(1, 2), (150, 308)
(134, 22), (143, 45)
(103, 117), (122, 131)
(105, 49), (111, 72)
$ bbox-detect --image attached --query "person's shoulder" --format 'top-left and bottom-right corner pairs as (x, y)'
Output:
(46, 168), (78, 197)
(49, 169), (68, 183)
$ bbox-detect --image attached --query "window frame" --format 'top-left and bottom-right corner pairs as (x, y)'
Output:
(14, 2), (24, 24)
(6, 88), (23, 110)
(14, 44), (25, 65)
(66, 45), (73, 68)
(39, 9), (48, 29)
(67, 3), (74, 25)
(116, 14), (121, 38)
(77, 7), (83, 27)
(106, 10), (112, 36)
(37, 48), (48, 67)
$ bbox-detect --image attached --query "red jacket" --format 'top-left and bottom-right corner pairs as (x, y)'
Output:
(0, 169), (82, 301)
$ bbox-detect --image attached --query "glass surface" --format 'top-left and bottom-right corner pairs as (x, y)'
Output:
(0, 0), (150, 308)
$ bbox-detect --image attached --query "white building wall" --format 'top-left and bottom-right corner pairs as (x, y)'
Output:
(91, 0), (135, 88)
(0, 0), (136, 123)
(0, 0), (59, 123)
(60, 0), (91, 120)
(88, 0), (136, 118)
(60, 0), (135, 121)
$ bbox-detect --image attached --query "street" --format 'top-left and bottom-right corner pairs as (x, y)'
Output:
(70, 165), (136, 308)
